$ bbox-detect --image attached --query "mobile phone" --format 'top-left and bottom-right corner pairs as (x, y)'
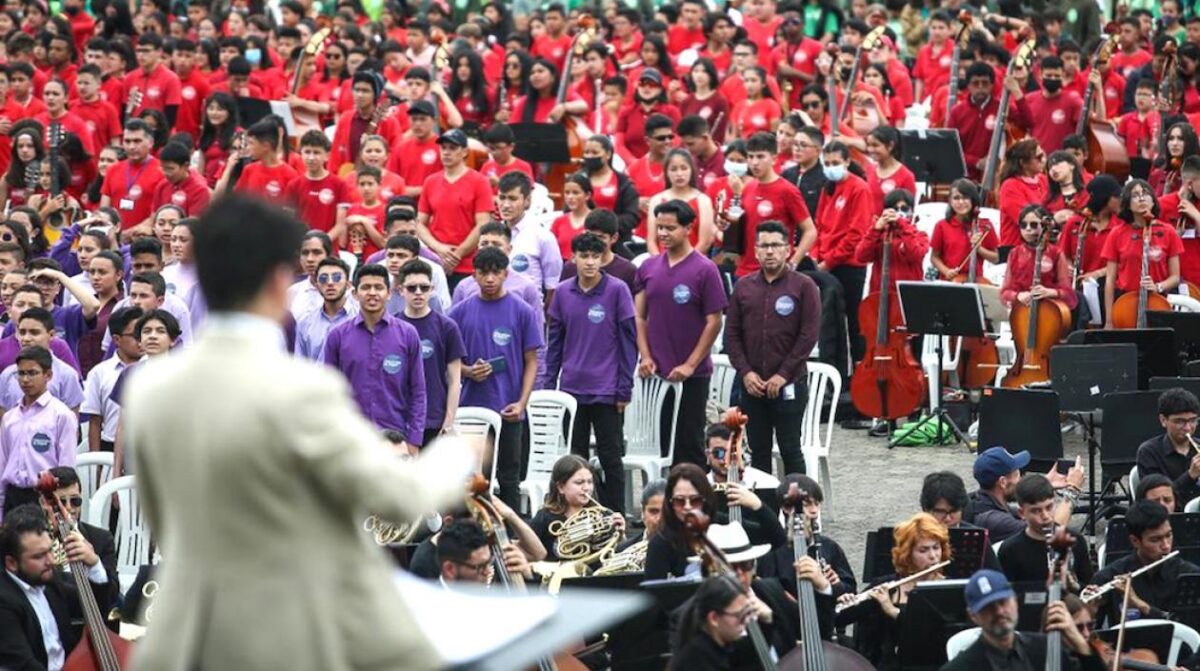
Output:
(486, 356), (508, 374)
(1056, 458), (1075, 475)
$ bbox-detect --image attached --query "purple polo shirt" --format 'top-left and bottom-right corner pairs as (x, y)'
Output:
(0, 336), (80, 374)
(0, 391), (77, 515)
(546, 274), (637, 404)
(399, 310), (466, 430)
(0, 356), (84, 410)
(323, 312), (427, 446)
(560, 256), (638, 295)
(634, 250), (727, 377)
(448, 293), (543, 414)
(453, 271), (547, 388)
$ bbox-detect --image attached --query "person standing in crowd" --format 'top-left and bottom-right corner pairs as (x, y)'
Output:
(0, 309), (83, 413)
(322, 264), (425, 453)
(546, 232), (637, 513)
(295, 257), (357, 362)
(815, 141), (872, 364)
(397, 259), (465, 448)
(415, 129), (493, 288)
(448, 247), (541, 510)
(996, 474), (1093, 584)
(81, 306), (141, 453)
(495, 172), (561, 305)
(965, 446), (1083, 543)
(558, 209), (639, 293)
(99, 120), (164, 236)
(328, 70), (402, 176)
(725, 221), (820, 476)
(635, 200), (726, 468)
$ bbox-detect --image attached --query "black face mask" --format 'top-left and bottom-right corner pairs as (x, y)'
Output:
(583, 156), (605, 173)
(1042, 78), (1062, 94)
(838, 67), (853, 82)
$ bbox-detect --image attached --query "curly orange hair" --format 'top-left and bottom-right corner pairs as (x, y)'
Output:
(891, 512), (952, 577)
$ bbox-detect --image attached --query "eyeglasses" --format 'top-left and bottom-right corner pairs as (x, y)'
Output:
(651, 134), (674, 142)
(719, 607), (754, 622)
(1169, 416), (1200, 427)
(756, 242), (787, 250)
(929, 507), (959, 518)
(1132, 192), (1155, 201)
(57, 496), (83, 507)
(454, 558), (492, 574)
(317, 272), (344, 284)
(1019, 221), (1042, 230)
(403, 283), (432, 293)
(671, 494), (705, 509)
(732, 560), (755, 573)
(802, 101), (822, 109)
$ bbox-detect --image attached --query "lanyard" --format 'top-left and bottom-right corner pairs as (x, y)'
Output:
(124, 158), (151, 194)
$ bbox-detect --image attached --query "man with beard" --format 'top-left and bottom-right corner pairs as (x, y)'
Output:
(941, 570), (1106, 670)
(965, 447), (1084, 543)
(295, 257), (358, 361)
(948, 63), (1005, 182)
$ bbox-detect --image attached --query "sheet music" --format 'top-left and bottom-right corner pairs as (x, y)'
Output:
(393, 570), (558, 664)
(1081, 278), (1102, 326)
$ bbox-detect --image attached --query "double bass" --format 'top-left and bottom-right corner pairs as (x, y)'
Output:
(721, 407), (748, 525)
(981, 33), (1037, 197)
(1077, 23), (1130, 181)
(543, 16), (596, 208)
(945, 11), (974, 123)
(850, 220), (927, 420)
(288, 24), (333, 141)
(838, 26), (886, 121)
(35, 471), (133, 671)
(1111, 222), (1172, 328)
(954, 216), (1000, 388)
(1002, 216), (1071, 387)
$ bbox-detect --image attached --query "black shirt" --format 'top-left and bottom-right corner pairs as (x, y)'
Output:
(645, 505), (789, 580)
(757, 533), (856, 599)
(670, 628), (734, 671)
(1135, 433), (1200, 509)
(781, 161), (826, 219)
(997, 530), (1094, 585)
(1087, 552), (1200, 627)
(530, 509), (568, 562)
(940, 631), (1109, 671)
(408, 538), (439, 579)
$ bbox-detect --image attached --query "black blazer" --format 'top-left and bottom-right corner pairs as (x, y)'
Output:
(940, 632), (1108, 671)
(65, 522), (120, 634)
(0, 571), (79, 671)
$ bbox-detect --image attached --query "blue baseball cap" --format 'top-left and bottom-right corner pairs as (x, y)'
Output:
(965, 569), (1015, 614)
(973, 446), (1031, 488)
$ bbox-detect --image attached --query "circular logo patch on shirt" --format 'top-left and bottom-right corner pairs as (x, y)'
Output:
(881, 178), (896, 193)
(85, 120), (96, 133)
(171, 190), (187, 206)
(601, 185), (617, 198)
(422, 149), (438, 165)
(420, 338), (434, 359)
(794, 50), (809, 64)
(318, 188), (335, 205)
(1149, 244), (1164, 262)
(511, 254), (530, 272)
(382, 353), (403, 374)
(756, 200), (774, 217)
(751, 114), (766, 128)
(775, 295), (796, 316)
(166, 282), (177, 294)
(673, 284), (692, 304)
(1106, 86), (1118, 100)
(492, 327), (513, 346)
(71, 173), (82, 185)
(182, 85), (196, 101)
(939, 55), (952, 68)
(267, 181), (283, 197)
(1041, 255), (1054, 273)
(699, 106), (712, 119)
(703, 172), (716, 188)
(587, 304), (606, 323)
(985, 114), (997, 130)
(129, 184), (143, 199)
(147, 86), (162, 100)
(31, 432), (51, 453)
(1051, 109), (1066, 125)
(835, 196), (847, 210)
(552, 47), (564, 60)
(465, 100), (476, 113)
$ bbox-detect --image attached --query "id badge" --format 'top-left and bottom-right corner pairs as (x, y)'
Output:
(119, 199), (135, 211)
(782, 383), (796, 401)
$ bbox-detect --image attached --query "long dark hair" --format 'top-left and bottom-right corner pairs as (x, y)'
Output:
(1157, 122), (1200, 169)
(447, 50), (491, 120)
(660, 463), (717, 551)
(5, 126), (44, 190)
(676, 576), (745, 648)
(998, 138), (1040, 183)
(864, 62), (896, 97)
(199, 92), (239, 152)
(323, 42), (350, 83)
(688, 57), (720, 94)
(1016, 203), (1051, 244)
(641, 34), (675, 79)
(102, 1), (135, 39)
(138, 109), (170, 150)
(522, 58), (561, 123)
(1119, 178), (1161, 224)
(499, 49), (532, 108)
(945, 178), (981, 222)
(543, 455), (592, 514)
(1044, 150), (1083, 206)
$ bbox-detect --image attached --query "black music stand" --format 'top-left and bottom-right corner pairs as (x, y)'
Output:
(596, 579), (700, 669)
(947, 527), (990, 579)
(888, 282), (983, 449)
(899, 129), (967, 188)
(895, 580), (972, 670)
(1069, 328), (1180, 389)
(1171, 574), (1200, 634)
(1174, 513), (1200, 546)
(978, 387), (1063, 472)
(1100, 390), (1164, 520)
(1148, 310), (1200, 367)
(1050, 343), (1139, 535)
(1151, 376), (1200, 399)
(1095, 623), (1174, 662)
(509, 122), (571, 165)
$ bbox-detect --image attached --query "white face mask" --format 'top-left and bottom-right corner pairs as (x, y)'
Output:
(724, 160), (748, 177)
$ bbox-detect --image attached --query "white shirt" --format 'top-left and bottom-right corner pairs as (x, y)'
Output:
(707, 466), (780, 490)
(80, 355), (128, 441)
(61, 271), (89, 309)
(100, 293), (194, 354)
(509, 215), (563, 295)
(288, 279), (360, 321)
(7, 562), (107, 671)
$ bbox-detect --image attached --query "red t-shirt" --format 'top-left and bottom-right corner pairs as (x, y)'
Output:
(174, 69), (212, 140)
(626, 155), (665, 238)
(388, 136), (442, 192)
(34, 111), (95, 157)
(930, 217), (999, 280)
(65, 158), (96, 204)
(151, 169), (211, 216)
(346, 201), (386, 259)
(999, 175), (1050, 247)
(532, 34), (572, 71)
(417, 169), (493, 274)
(551, 213), (585, 260)
(236, 161), (299, 200)
(666, 24), (706, 55)
(616, 102), (682, 160)
(1101, 221), (1185, 292)
(730, 98), (781, 139)
(285, 173), (351, 233)
(1059, 213), (1119, 276)
(1111, 48), (1152, 80)
(124, 64), (182, 115)
(100, 75), (124, 108)
(739, 177), (811, 276)
(511, 91), (582, 124)
(590, 172), (621, 212)
(865, 163), (918, 215)
(1157, 194), (1200, 284)
(772, 39), (822, 107)
(70, 98), (122, 150)
(100, 157), (165, 229)
(1011, 92), (1084, 154)
(344, 169), (407, 204)
(913, 40), (954, 95)
(741, 15), (781, 56)
(1116, 110), (1160, 159)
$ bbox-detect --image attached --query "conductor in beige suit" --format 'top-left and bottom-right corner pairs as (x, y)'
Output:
(122, 194), (479, 671)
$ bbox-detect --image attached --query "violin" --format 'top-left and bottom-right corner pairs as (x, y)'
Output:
(850, 220), (926, 420)
(720, 408), (748, 525)
(1077, 24), (1130, 181)
(953, 215), (1000, 388)
(35, 471), (133, 671)
(1003, 216), (1072, 387)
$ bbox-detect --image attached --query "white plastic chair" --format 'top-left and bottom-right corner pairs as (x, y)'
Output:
(86, 476), (151, 593)
(979, 207), (1000, 229)
(774, 363), (842, 518)
(75, 452), (114, 526)
(519, 391), (577, 514)
(1129, 465), (1140, 500)
(622, 374), (682, 514)
(709, 354), (736, 411)
(913, 202), (947, 238)
(945, 627), (981, 660)
(452, 407), (504, 489)
(921, 335), (962, 411)
(631, 252), (651, 268)
(1186, 496), (1200, 513)
(1124, 619), (1200, 665)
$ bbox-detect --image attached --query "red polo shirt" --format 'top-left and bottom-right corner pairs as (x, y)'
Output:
(913, 40), (954, 95)
(236, 161), (299, 200)
(174, 69), (211, 140)
(387, 135), (441, 191)
(285, 173), (351, 233)
(100, 156), (165, 229)
(1002, 242), (1078, 309)
(739, 177), (811, 276)
(152, 169), (211, 216)
(70, 97), (122, 149)
(124, 63), (182, 115)
(1059, 213), (1119, 277)
(616, 102), (681, 160)
(1100, 221), (1184, 292)
(930, 217), (999, 280)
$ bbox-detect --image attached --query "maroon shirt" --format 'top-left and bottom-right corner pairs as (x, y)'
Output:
(560, 255), (638, 295)
(724, 268), (820, 383)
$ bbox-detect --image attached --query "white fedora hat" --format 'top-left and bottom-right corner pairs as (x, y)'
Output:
(706, 523), (771, 564)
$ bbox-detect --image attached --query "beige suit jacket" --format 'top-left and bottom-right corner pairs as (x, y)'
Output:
(124, 317), (470, 671)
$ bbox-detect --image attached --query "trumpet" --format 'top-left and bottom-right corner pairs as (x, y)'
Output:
(594, 538), (648, 576)
(835, 560), (951, 613)
(1081, 551), (1179, 604)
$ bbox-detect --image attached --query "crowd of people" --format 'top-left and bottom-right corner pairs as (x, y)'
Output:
(0, 0), (1193, 667)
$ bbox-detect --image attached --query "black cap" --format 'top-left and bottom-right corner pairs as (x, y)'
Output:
(638, 67), (663, 85)
(407, 100), (436, 117)
(438, 128), (468, 147)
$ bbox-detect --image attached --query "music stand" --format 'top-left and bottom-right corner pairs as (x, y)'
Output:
(978, 388), (1063, 472)
(1173, 513), (1200, 547)
(1095, 623), (1174, 662)
(895, 580), (972, 670)
(899, 129), (967, 186)
(508, 123), (571, 165)
(947, 527), (990, 579)
(1151, 376), (1200, 399)
(888, 281), (984, 448)
(1171, 574), (1200, 634)
(1069, 328), (1180, 389)
(1148, 311), (1200, 365)
(235, 96), (274, 127)
(596, 579), (700, 669)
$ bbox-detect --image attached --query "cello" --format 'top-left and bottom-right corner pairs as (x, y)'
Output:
(980, 33), (1037, 197)
(953, 216), (1000, 388)
(1077, 23), (1130, 181)
(945, 11), (974, 123)
(721, 407), (748, 525)
(288, 24), (333, 141)
(1111, 221), (1173, 328)
(543, 17), (596, 209)
(1002, 216), (1072, 387)
(35, 471), (133, 671)
(851, 219), (927, 420)
(776, 483), (875, 671)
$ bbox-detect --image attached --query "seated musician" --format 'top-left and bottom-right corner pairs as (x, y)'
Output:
(996, 474), (1093, 585)
(1101, 179), (1183, 329)
(930, 178), (1000, 281)
(1058, 175), (1122, 325)
(708, 522), (801, 663)
(837, 512), (950, 669)
(529, 454), (625, 563)
(1156, 156), (1200, 291)
(47, 467), (118, 621)
(1135, 388), (1200, 510)
(1063, 593), (1177, 670)
(671, 575), (754, 671)
(435, 518), (532, 586)
(0, 504), (114, 670)
(615, 479), (665, 552)
(940, 569), (1107, 671)
(510, 58), (587, 125)
(1136, 474), (1179, 513)
(965, 447), (1084, 543)
(645, 463), (786, 581)
(704, 423), (778, 490)
(407, 498), (546, 579)
(1000, 204), (1078, 312)
(757, 473), (857, 602)
(1083, 500), (1200, 627)
(920, 470), (1001, 570)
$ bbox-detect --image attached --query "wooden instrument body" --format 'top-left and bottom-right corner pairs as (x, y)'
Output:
(543, 20), (595, 208)
(952, 275), (1000, 388)
(1003, 298), (1070, 387)
(289, 26), (333, 141)
(981, 36), (1037, 196)
(1079, 26), (1130, 181)
(1111, 291), (1171, 328)
(63, 632), (133, 671)
(851, 292), (926, 419)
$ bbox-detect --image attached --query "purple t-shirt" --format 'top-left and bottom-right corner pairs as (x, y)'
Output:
(448, 293), (543, 414)
(399, 310), (466, 431)
(323, 313), (427, 446)
(634, 250), (727, 377)
(546, 275), (637, 403)
(0, 335), (80, 374)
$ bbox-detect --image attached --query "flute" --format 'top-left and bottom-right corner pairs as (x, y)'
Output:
(1081, 550), (1179, 604)
(835, 560), (951, 612)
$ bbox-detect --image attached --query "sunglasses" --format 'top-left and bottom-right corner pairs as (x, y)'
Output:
(57, 496), (83, 507)
(1019, 221), (1042, 230)
(710, 446), (727, 460)
(317, 272), (344, 284)
(651, 134), (674, 142)
(671, 494), (704, 509)
(403, 283), (432, 293)
(802, 101), (822, 109)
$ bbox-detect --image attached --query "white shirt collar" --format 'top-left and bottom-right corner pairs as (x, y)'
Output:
(6, 569), (41, 594)
(202, 312), (287, 352)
